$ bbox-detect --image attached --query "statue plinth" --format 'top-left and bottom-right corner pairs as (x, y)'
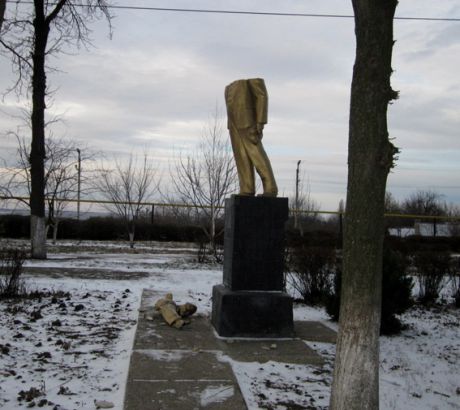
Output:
(212, 195), (294, 337)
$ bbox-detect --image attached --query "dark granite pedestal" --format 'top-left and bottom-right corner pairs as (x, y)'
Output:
(212, 195), (294, 337)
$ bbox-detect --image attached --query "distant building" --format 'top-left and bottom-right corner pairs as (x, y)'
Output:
(389, 221), (453, 237)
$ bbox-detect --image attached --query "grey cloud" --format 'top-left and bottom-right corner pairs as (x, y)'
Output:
(1, 0), (459, 209)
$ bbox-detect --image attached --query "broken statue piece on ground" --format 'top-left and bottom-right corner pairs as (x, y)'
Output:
(154, 292), (197, 329)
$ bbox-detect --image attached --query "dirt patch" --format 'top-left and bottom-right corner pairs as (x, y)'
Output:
(23, 266), (152, 280)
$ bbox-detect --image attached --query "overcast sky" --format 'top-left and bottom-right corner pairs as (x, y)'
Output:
(1, 0), (459, 211)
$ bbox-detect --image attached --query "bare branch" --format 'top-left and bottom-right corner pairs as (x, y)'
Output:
(46, 0), (68, 25)
(0, 37), (33, 69)
(0, 126), (96, 229)
(0, 0), (113, 97)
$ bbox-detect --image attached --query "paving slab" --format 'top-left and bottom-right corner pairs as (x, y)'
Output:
(124, 289), (337, 409)
(295, 321), (337, 344)
(125, 379), (240, 410)
(125, 350), (244, 410)
(134, 312), (222, 351)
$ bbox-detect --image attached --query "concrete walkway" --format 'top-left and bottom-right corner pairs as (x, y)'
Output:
(123, 289), (336, 410)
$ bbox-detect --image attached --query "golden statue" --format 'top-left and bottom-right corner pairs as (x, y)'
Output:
(225, 78), (278, 197)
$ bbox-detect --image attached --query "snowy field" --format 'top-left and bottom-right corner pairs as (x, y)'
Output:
(0, 239), (459, 410)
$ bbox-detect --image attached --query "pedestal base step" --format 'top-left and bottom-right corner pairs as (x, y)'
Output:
(211, 285), (294, 338)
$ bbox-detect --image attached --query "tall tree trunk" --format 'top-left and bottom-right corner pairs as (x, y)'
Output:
(0, 0), (6, 32)
(330, 1), (398, 409)
(30, 2), (49, 259)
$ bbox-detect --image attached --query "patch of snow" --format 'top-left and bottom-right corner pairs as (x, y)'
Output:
(379, 306), (460, 409)
(0, 278), (141, 410)
(1, 239), (459, 410)
(137, 349), (189, 362)
(216, 351), (331, 409)
(200, 384), (235, 406)
(156, 388), (176, 395)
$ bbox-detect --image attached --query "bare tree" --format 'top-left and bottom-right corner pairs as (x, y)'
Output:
(329, 1), (399, 409)
(402, 189), (447, 216)
(384, 191), (400, 213)
(42, 138), (94, 243)
(94, 153), (160, 248)
(294, 160), (302, 229)
(289, 171), (320, 235)
(446, 204), (460, 237)
(171, 110), (237, 261)
(335, 198), (346, 237)
(0, 0), (112, 258)
(0, 133), (94, 243)
(384, 191), (403, 232)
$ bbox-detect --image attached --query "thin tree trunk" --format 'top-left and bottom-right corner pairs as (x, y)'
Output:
(210, 204), (216, 258)
(129, 221), (135, 249)
(52, 220), (59, 245)
(30, 2), (49, 259)
(330, 1), (398, 409)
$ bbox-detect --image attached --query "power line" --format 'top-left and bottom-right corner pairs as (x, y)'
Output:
(108, 5), (460, 22)
(6, 2), (460, 22)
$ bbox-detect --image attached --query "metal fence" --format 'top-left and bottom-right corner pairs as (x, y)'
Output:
(1, 195), (459, 238)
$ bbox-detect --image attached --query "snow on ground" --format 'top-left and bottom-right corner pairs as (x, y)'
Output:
(0, 278), (141, 410)
(380, 305), (460, 409)
(0, 239), (459, 409)
(218, 351), (333, 410)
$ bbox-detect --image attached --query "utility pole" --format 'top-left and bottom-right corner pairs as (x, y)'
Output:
(76, 148), (81, 221)
(294, 160), (301, 229)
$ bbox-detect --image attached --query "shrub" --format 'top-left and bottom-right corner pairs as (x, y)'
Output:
(380, 248), (413, 333)
(449, 256), (460, 307)
(286, 246), (336, 306)
(83, 217), (125, 240)
(55, 218), (79, 239)
(57, 217), (206, 243)
(325, 260), (341, 321)
(0, 248), (27, 298)
(326, 246), (413, 335)
(0, 215), (30, 238)
(196, 241), (223, 264)
(412, 251), (450, 305)
(286, 229), (340, 249)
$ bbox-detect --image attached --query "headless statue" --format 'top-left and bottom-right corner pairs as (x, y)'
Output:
(224, 78), (278, 197)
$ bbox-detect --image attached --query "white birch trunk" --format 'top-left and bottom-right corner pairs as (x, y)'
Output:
(129, 232), (135, 249)
(31, 215), (47, 259)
